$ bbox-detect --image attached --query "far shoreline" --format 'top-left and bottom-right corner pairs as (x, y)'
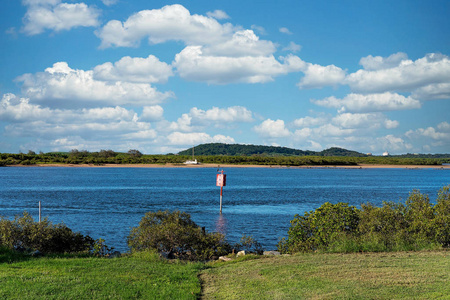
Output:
(9, 163), (450, 169)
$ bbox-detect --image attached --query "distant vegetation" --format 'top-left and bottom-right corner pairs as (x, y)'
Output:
(178, 143), (367, 157)
(1, 144), (450, 166)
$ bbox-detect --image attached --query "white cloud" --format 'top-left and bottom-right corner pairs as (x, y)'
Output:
(22, 0), (100, 35)
(140, 105), (164, 122)
(359, 52), (409, 71)
(412, 83), (450, 100)
(168, 106), (254, 132)
(375, 135), (413, 152)
(406, 124), (450, 141)
(93, 55), (173, 84)
(346, 53), (450, 94)
(174, 46), (304, 84)
(203, 30), (276, 57)
(0, 93), (52, 121)
(437, 122), (450, 131)
(332, 113), (399, 130)
(250, 25), (266, 35)
(0, 92), (155, 148)
(279, 27), (292, 35)
(189, 106), (253, 123)
(167, 132), (235, 145)
(298, 63), (346, 89)
(283, 42), (301, 53)
(101, 0), (118, 6)
(206, 10), (230, 20)
(16, 62), (173, 108)
(292, 116), (327, 128)
(96, 4), (235, 48)
(253, 119), (291, 138)
(313, 92), (421, 113)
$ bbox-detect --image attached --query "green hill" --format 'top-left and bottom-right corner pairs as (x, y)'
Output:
(178, 143), (367, 157)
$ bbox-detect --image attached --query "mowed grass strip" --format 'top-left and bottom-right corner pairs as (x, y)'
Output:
(0, 251), (203, 300)
(200, 251), (450, 299)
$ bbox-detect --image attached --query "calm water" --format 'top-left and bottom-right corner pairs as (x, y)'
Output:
(1, 167), (449, 252)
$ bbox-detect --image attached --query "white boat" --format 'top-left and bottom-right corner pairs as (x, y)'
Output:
(184, 146), (199, 164)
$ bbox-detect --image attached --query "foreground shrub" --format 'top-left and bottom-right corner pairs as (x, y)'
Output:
(127, 210), (231, 260)
(0, 212), (98, 254)
(278, 202), (359, 253)
(280, 185), (450, 253)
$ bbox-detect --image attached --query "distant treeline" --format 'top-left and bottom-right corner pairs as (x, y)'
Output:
(178, 143), (367, 157)
(1, 149), (450, 166)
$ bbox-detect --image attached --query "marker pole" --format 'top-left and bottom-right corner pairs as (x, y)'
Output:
(220, 186), (223, 214)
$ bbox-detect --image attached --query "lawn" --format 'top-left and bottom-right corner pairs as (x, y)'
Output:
(0, 249), (203, 299)
(200, 251), (450, 299)
(1, 248), (449, 299)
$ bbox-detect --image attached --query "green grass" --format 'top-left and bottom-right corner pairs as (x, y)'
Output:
(200, 251), (450, 299)
(2, 248), (449, 299)
(0, 249), (203, 299)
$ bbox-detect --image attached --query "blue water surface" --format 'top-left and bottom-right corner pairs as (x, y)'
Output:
(1, 166), (449, 252)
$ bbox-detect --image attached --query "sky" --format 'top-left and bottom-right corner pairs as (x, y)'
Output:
(1, 0), (449, 155)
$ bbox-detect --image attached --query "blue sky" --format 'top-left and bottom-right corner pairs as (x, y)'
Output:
(1, 0), (449, 154)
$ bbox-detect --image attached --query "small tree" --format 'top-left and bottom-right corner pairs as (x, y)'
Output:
(127, 210), (231, 260)
(128, 149), (143, 157)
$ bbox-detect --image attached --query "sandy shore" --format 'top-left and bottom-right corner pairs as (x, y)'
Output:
(12, 163), (450, 169)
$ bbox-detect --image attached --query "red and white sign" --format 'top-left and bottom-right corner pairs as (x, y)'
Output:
(216, 174), (226, 186)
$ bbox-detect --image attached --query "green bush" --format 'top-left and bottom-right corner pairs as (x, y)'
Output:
(0, 212), (98, 254)
(278, 202), (359, 253)
(127, 210), (231, 260)
(433, 186), (450, 246)
(281, 185), (450, 254)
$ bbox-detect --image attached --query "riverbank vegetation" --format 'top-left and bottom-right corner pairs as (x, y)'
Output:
(1, 149), (449, 166)
(278, 186), (450, 254)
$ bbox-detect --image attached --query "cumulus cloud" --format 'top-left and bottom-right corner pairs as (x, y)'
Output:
(206, 10), (230, 20)
(298, 63), (346, 89)
(0, 93), (52, 121)
(0, 92), (155, 146)
(332, 113), (399, 130)
(203, 30), (276, 57)
(93, 55), (173, 84)
(359, 52), (409, 71)
(140, 105), (164, 122)
(22, 0), (100, 35)
(279, 27), (292, 35)
(283, 41), (301, 53)
(375, 135), (413, 152)
(412, 83), (450, 100)
(253, 119), (291, 138)
(96, 4), (235, 48)
(167, 132), (235, 145)
(346, 53), (450, 94)
(292, 116), (327, 128)
(250, 25), (267, 35)
(168, 106), (253, 132)
(16, 62), (173, 108)
(406, 122), (450, 141)
(313, 92), (421, 113)
(101, 0), (118, 6)
(174, 47), (304, 84)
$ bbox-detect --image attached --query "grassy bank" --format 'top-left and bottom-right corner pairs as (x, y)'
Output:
(201, 251), (450, 299)
(0, 249), (203, 299)
(1, 248), (449, 299)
